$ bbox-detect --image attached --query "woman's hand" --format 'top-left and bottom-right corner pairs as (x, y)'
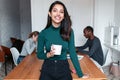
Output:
(47, 51), (55, 58)
(47, 47), (55, 58)
(82, 73), (89, 78)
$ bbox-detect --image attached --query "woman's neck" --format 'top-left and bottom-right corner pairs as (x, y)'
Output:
(52, 23), (60, 28)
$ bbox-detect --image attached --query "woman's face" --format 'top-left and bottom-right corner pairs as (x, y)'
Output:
(49, 4), (64, 28)
(32, 35), (38, 42)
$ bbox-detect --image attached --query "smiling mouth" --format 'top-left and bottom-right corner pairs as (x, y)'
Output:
(55, 16), (61, 20)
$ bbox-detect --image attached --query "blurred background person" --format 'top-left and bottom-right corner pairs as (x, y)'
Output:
(17, 31), (39, 64)
(76, 26), (104, 66)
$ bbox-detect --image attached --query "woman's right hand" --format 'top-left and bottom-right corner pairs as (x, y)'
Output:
(46, 50), (55, 58)
(82, 73), (89, 78)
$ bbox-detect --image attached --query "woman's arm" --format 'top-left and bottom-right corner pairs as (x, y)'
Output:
(37, 31), (47, 59)
(25, 39), (36, 54)
(68, 30), (83, 77)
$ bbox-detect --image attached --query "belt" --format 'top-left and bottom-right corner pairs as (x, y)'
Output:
(45, 59), (67, 63)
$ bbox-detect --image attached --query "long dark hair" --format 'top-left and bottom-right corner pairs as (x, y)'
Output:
(45, 1), (72, 41)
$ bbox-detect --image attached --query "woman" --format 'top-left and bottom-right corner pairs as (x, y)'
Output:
(17, 31), (39, 64)
(37, 1), (88, 80)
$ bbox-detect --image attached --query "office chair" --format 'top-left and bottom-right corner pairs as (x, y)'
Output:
(10, 47), (20, 66)
(1, 45), (12, 75)
(91, 45), (112, 73)
(102, 45), (112, 67)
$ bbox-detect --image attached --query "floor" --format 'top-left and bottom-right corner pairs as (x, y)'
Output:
(102, 66), (120, 80)
(0, 62), (13, 80)
(0, 62), (120, 80)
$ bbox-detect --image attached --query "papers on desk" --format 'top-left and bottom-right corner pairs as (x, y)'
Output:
(67, 54), (84, 60)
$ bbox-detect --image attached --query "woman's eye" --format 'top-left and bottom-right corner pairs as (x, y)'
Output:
(60, 11), (64, 13)
(53, 9), (57, 12)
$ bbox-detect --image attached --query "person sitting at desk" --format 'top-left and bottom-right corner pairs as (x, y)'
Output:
(17, 31), (39, 64)
(76, 26), (104, 66)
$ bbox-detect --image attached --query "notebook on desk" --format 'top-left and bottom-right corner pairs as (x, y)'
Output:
(67, 54), (84, 60)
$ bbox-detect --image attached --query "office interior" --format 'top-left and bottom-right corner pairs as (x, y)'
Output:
(0, 0), (120, 79)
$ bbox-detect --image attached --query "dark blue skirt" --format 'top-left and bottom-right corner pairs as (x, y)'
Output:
(40, 59), (72, 80)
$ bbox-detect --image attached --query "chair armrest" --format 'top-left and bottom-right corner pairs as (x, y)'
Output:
(1, 45), (11, 55)
(0, 50), (5, 62)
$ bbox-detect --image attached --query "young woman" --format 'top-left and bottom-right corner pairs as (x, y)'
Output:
(17, 31), (39, 64)
(37, 1), (88, 80)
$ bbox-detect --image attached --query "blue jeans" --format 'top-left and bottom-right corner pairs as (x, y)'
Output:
(17, 55), (25, 64)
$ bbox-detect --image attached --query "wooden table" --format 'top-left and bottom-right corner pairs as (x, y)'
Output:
(4, 52), (107, 80)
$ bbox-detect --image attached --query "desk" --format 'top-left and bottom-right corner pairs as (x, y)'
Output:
(105, 43), (120, 52)
(4, 52), (107, 80)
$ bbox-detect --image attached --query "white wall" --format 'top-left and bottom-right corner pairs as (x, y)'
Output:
(94, 0), (115, 45)
(115, 0), (120, 27)
(31, 0), (94, 46)
(70, 0), (94, 46)
(114, 0), (120, 45)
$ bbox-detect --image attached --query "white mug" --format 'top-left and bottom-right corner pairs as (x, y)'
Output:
(51, 44), (62, 55)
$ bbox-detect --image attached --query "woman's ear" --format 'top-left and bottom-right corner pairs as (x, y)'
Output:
(48, 12), (51, 17)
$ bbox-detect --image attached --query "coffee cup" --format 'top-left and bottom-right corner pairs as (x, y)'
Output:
(51, 44), (62, 55)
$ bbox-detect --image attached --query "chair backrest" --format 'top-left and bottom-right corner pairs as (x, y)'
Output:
(0, 50), (5, 62)
(102, 45), (109, 63)
(1, 45), (11, 56)
(10, 47), (20, 66)
(102, 45), (112, 67)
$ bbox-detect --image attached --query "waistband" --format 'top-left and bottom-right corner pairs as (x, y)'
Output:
(45, 59), (67, 63)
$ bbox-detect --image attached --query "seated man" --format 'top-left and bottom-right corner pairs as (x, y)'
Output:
(77, 26), (104, 66)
